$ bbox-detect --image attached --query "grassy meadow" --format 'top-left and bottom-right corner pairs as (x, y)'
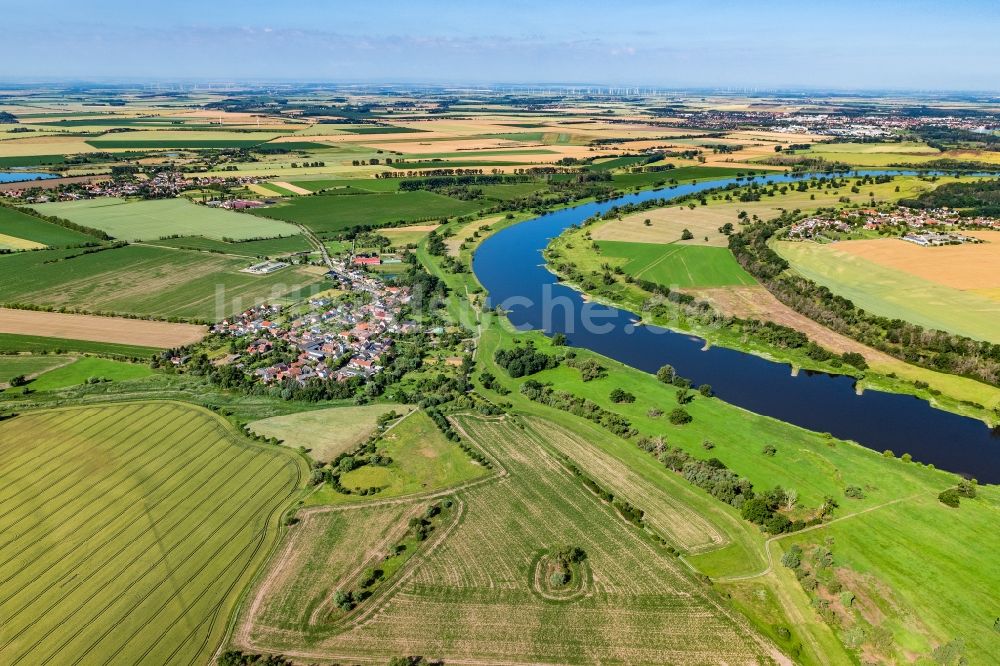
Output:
(249, 403), (411, 461)
(0, 402), (304, 665)
(0, 354), (71, 384)
(14, 357), (153, 391)
(305, 409), (488, 506)
(149, 234), (312, 257)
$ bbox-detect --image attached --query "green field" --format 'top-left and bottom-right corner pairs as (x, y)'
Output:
(13, 356), (153, 391)
(0, 355), (71, 384)
(611, 165), (750, 189)
(0, 206), (94, 247)
(30, 198), (299, 242)
(0, 155), (66, 167)
(86, 139), (272, 149)
(150, 234), (312, 257)
(249, 403), (410, 462)
(387, 159), (531, 169)
(775, 240), (1000, 344)
(250, 190), (487, 233)
(241, 413), (776, 663)
(285, 178), (402, 193)
(479, 182), (549, 200)
(0, 245), (325, 321)
(0, 402), (303, 664)
(597, 241), (758, 288)
(0, 332), (161, 357)
(587, 155), (652, 171)
(780, 490), (1000, 661)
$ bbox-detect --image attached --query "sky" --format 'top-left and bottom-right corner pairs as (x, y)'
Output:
(6, 0), (1000, 91)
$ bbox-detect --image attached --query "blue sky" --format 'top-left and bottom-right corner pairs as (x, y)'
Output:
(7, 0), (1000, 90)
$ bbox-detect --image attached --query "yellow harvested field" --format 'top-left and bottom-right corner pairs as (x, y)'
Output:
(0, 135), (98, 156)
(0, 308), (207, 347)
(835, 231), (1000, 294)
(382, 224), (439, 233)
(360, 138), (534, 153)
(271, 181), (312, 195)
(0, 233), (46, 250)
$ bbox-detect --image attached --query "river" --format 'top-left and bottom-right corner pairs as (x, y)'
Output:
(473, 170), (1000, 482)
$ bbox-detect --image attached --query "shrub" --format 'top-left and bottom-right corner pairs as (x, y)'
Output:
(781, 545), (802, 569)
(938, 488), (961, 508)
(957, 479), (977, 498)
(668, 408), (691, 425)
(698, 383), (713, 397)
(841, 351), (868, 370)
(844, 485), (865, 499)
(762, 444), (777, 456)
(609, 388), (635, 403)
(765, 513), (792, 534)
(494, 346), (558, 378)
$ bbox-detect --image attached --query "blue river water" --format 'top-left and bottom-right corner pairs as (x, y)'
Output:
(473, 171), (1000, 482)
(0, 172), (59, 183)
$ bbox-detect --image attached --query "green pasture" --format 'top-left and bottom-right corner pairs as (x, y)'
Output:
(597, 241), (758, 288)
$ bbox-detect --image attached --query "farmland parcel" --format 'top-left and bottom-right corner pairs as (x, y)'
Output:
(30, 198), (299, 242)
(0, 245), (325, 321)
(0, 402), (303, 665)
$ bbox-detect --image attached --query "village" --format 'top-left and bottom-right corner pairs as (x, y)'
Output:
(787, 205), (998, 241)
(210, 257), (416, 386)
(3, 169), (266, 204)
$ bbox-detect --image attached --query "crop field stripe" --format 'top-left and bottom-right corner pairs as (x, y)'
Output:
(0, 435), (252, 609)
(0, 400), (174, 520)
(0, 420), (258, 580)
(0, 426), (222, 608)
(7, 451), (291, 663)
(0, 404), (143, 478)
(116, 469), (296, 666)
(0, 406), (199, 549)
(0, 446), (261, 634)
(0, 404), (186, 508)
(46, 462), (298, 666)
(0, 403), (302, 664)
(632, 243), (684, 278)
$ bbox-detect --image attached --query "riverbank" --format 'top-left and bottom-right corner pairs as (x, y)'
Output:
(548, 219), (1000, 426)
